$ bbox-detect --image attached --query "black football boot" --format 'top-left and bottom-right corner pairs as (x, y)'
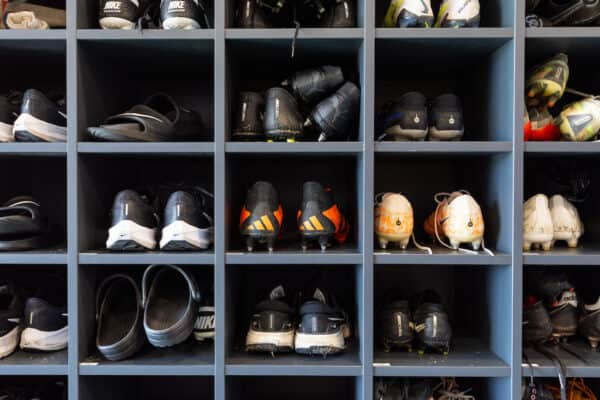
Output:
(380, 92), (428, 141)
(411, 290), (451, 355)
(523, 298), (553, 345)
(579, 296), (600, 349)
(236, 0), (272, 28)
(282, 65), (344, 107)
(537, 272), (579, 341)
(297, 182), (349, 251)
(428, 94), (464, 141)
(232, 92), (265, 141)
(263, 87), (304, 142)
(381, 299), (414, 352)
(306, 81), (360, 142)
(300, 0), (356, 27)
(239, 182), (283, 252)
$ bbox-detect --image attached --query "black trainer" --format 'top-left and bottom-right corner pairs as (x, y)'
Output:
(245, 285), (295, 353)
(194, 286), (215, 342)
(381, 299), (414, 352)
(106, 190), (159, 251)
(537, 272), (578, 340)
(20, 297), (67, 352)
(263, 87), (304, 142)
(0, 94), (20, 142)
(232, 92), (265, 141)
(160, 0), (210, 29)
(239, 181), (283, 252)
(0, 282), (24, 359)
(381, 92), (428, 141)
(282, 65), (344, 107)
(13, 89), (66, 143)
(428, 94), (464, 141)
(579, 296), (600, 349)
(99, 0), (150, 29)
(160, 189), (214, 251)
(0, 196), (50, 251)
(410, 290), (451, 355)
(306, 81), (360, 142)
(295, 288), (349, 356)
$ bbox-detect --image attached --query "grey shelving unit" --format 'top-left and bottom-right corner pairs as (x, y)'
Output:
(1, 0), (599, 398)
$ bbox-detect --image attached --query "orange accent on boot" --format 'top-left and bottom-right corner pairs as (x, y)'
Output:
(240, 206), (251, 228)
(274, 205), (283, 226)
(322, 204), (342, 232)
(334, 216), (350, 243)
(296, 210), (301, 221)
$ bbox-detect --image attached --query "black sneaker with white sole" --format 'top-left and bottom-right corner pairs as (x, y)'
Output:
(428, 94), (464, 141)
(246, 285), (295, 353)
(160, 0), (211, 29)
(160, 189), (213, 251)
(20, 298), (67, 352)
(295, 288), (349, 356)
(99, 0), (149, 29)
(0, 282), (24, 359)
(0, 94), (20, 143)
(381, 92), (428, 141)
(107, 190), (159, 251)
(194, 287), (214, 342)
(13, 89), (66, 143)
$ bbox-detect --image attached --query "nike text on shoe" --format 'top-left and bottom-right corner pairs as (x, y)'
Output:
(523, 194), (554, 251)
(0, 282), (24, 359)
(434, 0), (481, 28)
(557, 97), (600, 142)
(232, 92), (265, 141)
(295, 288), (348, 356)
(20, 298), (67, 352)
(160, 0), (211, 29)
(282, 65), (344, 107)
(263, 87), (304, 142)
(580, 296), (600, 349)
(0, 196), (51, 251)
(0, 94), (20, 142)
(428, 94), (464, 141)
(13, 89), (66, 142)
(538, 272), (579, 339)
(246, 285), (295, 353)
(410, 290), (451, 355)
(96, 274), (145, 361)
(384, 0), (434, 27)
(99, 0), (148, 29)
(306, 81), (360, 142)
(381, 92), (428, 141)
(160, 190), (214, 251)
(106, 190), (159, 251)
(549, 194), (583, 248)
(194, 288), (214, 342)
(526, 53), (569, 108)
(239, 181), (283, 252)
(297, 182), (350, 251)
(381, 299), (414, 352)
(142, 264), (201, 348)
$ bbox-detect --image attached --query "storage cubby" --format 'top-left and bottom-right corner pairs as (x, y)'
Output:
(226, 376), (359, 399)
(77, 40), (214, 142)
(225, 38), (365, 142)
(373, 265), (511, 376)
(225, 154), (361, 253)
(375, 0), (515, 27)
(77, 155), (214, 253)
(80, 376), (213, 400)
(225, 264), (362, 370)
(78, 265), (213, 373)
(373, 377), (511, 400)
(0, 376), (67, 398)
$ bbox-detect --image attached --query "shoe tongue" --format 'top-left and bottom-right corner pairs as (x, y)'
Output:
(269, 285), (285, 300)
(555, 290), (577, 308)
(313, 288), (327, 304)
(585, 296), (600, 311)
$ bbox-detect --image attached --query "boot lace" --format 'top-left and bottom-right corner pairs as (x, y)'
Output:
(434, 378), (475, 400)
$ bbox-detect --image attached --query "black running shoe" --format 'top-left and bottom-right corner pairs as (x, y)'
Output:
(239, 181), (283, 252)
(523, 297), (553, 345)
(160, 0), (210, 29)
(282, 65), (344, 107)
(96, 274), (144, 361)
(194, 286), (214, 342)
(0, 282), (24, 359)
(106, 190), (159, 251)
(381, 92), (428, 141)
(263, 87), (304, 142)
(160, 189), (214, 251)
(13, 89), (66, 143)
(428, 94), (464, 141)
(411, 290), (451, 355)
(99, 0), (151, 29)
(20, 297), (67, 352)
(232, 91), (265, 142)
(0, 196), (50, 251)
(537, 272), (578, 339)
(245, 285), (295, 353)
(306, 81), (360, 142)
(579, 296), (600, 349)
(381, 299), (414, 352)
(0, 94), (20, 142)
(295, 288), (349, 356)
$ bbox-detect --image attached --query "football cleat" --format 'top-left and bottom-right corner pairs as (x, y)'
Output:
(524, 107), (560, 141)
(549, 194), (583, 248)
(526, 53), (569, 108)
(434, 0), (480, 28)
(239, 182), (283, 252)
(523, 194), (554, 251)
(556, 97), (600, 141)
(383, 0), (434, 27)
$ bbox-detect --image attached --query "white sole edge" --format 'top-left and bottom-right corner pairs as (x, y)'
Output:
(160, 220), (212, 249)
(0, 326), (21, 359)
(13, 113), (66, 142)
(162, 17), (201, 30)
(107, 220), (157, 250)
(20, 326), (68, 351)
(193, 331), (215, 341)
(99, 17), (135, 30)
(0, 121), (14, 142)
(246, 328), (295, 349)
(294, 330), (345, 350)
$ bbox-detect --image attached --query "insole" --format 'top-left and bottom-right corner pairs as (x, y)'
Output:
(99, 281), (138, 346)
(147, 271), (187, 331)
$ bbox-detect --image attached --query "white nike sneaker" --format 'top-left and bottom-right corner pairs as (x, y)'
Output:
(549, 194), (583, 248)
(383, 0), (434, 28)
(435, 0), (481, 28)
(375, 193), (414, 250)
(523, 194), (554, 251)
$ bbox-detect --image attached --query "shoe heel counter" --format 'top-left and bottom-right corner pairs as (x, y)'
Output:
(251, 311), (292, 332)
(417, 312), (451, 342)
(382, 311), (413, 341)
(299, 313), (336, 334)
(299, 200), (336, 234)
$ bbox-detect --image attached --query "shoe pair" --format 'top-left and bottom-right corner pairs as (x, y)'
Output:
(99, 0), (210, 30)
(527, 0), (600, 27)
(236, 0), (356, 28)
(95, 265), (212, 361)
(380, 92), (464, 142)
(1, 0), (65, 29)
(0, 282), (67, 359)
(381, 290), (451, 355)
(233, 65), (360, 142)
(106, 188), (214, 251)
(0, 89), (66, 143)
(375, 378), (436, 400)
(523, 194), (583, 251)
(245, 285), (350, 356)
(239, 181), (350, 252)
(384, 0), (480, 28)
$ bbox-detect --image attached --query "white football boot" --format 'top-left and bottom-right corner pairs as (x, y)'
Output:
(549, 194), (583, 248)
(383, 0), (434, 28)
(435, 0), (481, 28)
(375, 193), (414, 250)
(523, 194), (554, 251)
(439, 192), (485, 251)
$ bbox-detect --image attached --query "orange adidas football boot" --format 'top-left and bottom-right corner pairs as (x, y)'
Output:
(297, 182), (349, 251)
(239, 181), (283, 252)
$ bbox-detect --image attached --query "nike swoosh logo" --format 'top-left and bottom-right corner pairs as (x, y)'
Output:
(58, 111), (67, 119)
(420, 0), (428, 13)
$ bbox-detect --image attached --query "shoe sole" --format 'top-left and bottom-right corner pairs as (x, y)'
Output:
(265, 130), (302, 142)
(13, 113), (66, 142)
(294, 330), (345, 355)
(428, 127), (464, 141)
(0, 121), (14, 142)
(99, 17), (136, 29)
(107, 220), (157, 251)
(523, 232), (554, 251)
(20, 326), (68, 351)
(376, 232), (411, 250)
(162, 17), (201, 30)
(384, 126), (427, 141)
(145, 310), (197, 348)
(160, 220), (212, 251)
(0, 326), (21, 359)
(97, 327), (145, 361)
(246, 329), (294, 353)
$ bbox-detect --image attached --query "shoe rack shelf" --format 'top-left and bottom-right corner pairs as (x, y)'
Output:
(1, 0), (600, 399)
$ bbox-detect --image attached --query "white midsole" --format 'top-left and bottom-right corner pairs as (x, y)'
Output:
(162, 17), (201, 30)
(429, 127), (464, 141)
(295, 330), (345, 350)
(553, 231), (581, 241)
(160, 220), (212, 249)
(246, 328), (295, 348)
(13, 113), (66, 142)
(20, 326), (68, 351)
(523, 231), (554, 244)
(0, 121), (14, 142)
(100, 17), (135, 30)
(384, 126), (428, 140)
(107, 220), (157, 250)
(0, 326), (21, 359)
(193, 331), (215, 340)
